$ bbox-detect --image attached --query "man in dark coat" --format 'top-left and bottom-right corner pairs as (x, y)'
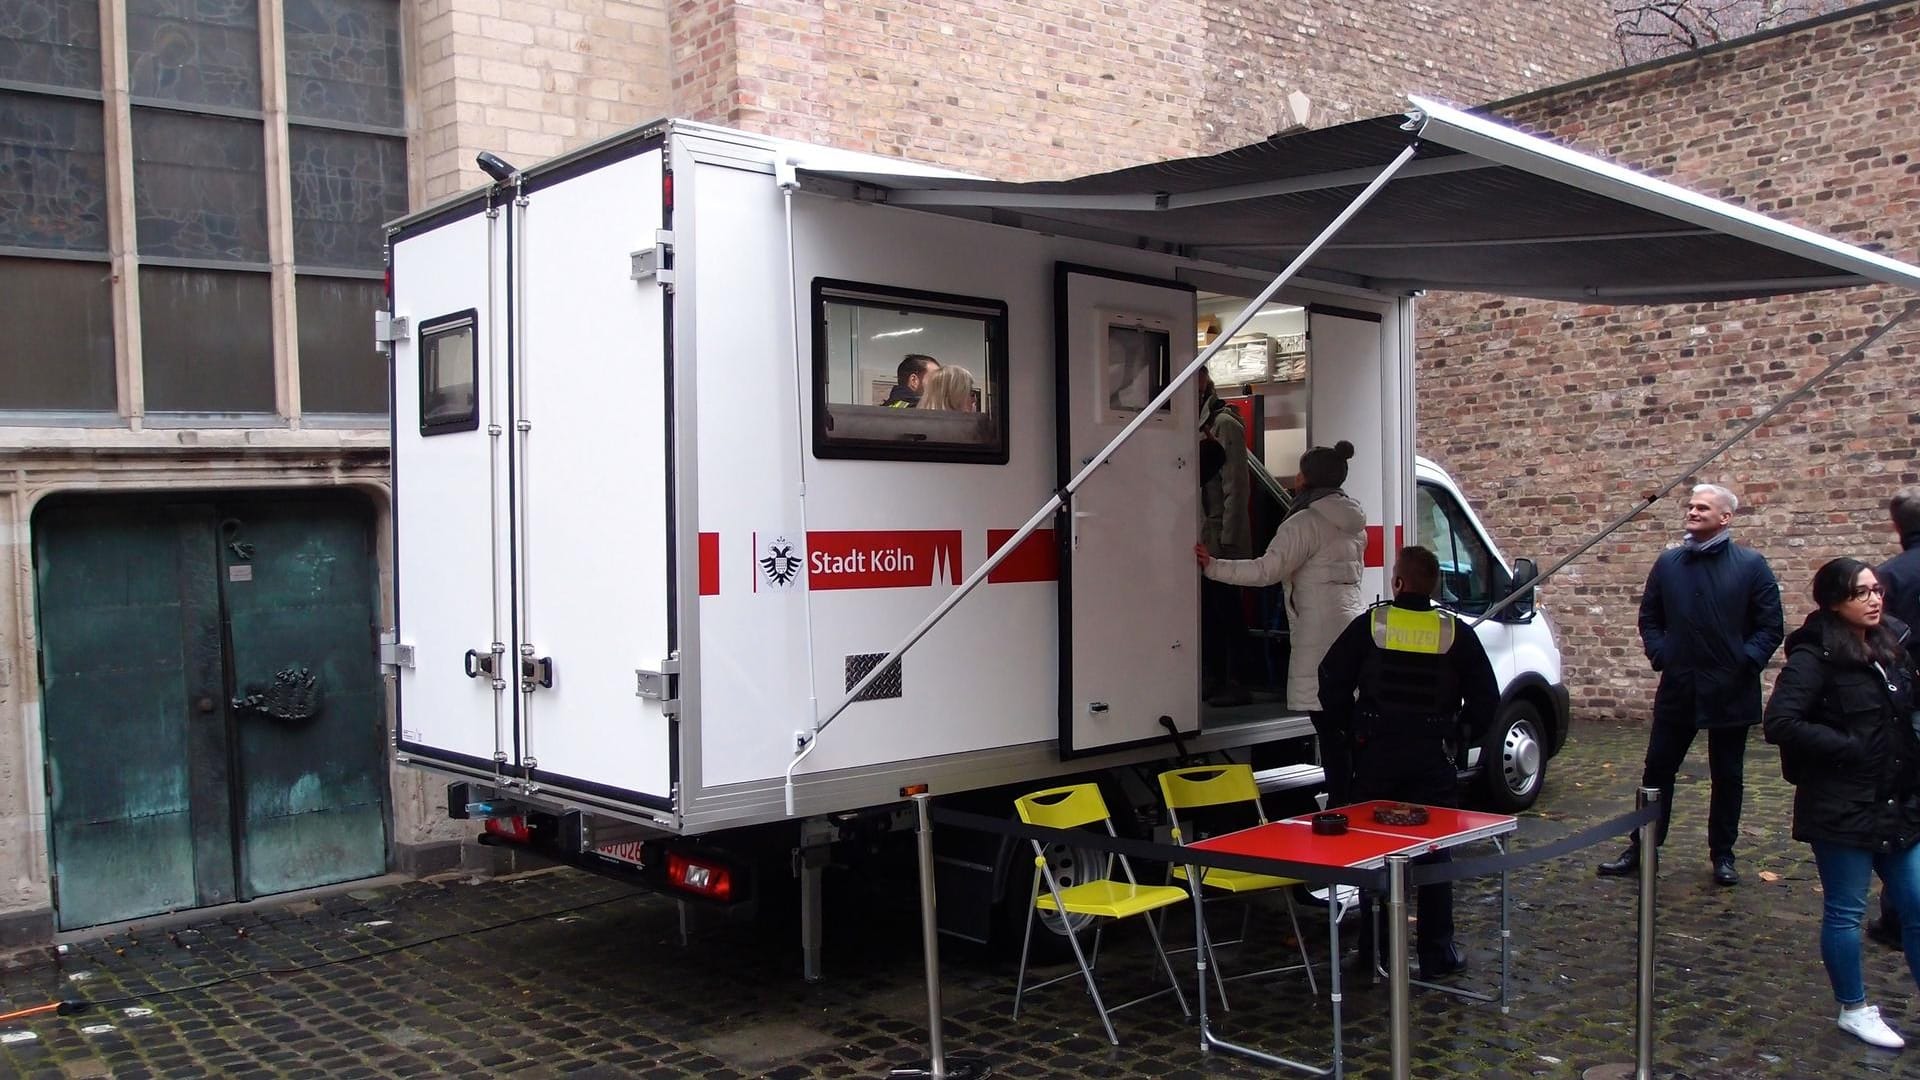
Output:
(1866, 487), (1920, 946)
(1598, 483), (1784, 886)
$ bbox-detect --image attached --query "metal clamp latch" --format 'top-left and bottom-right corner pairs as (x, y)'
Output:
(521, 655), (554, 691)
(379, 629), (415, 670)
(373, 311), (410, 347)
(636, 657), (680, 715)
(630, 229), (675, 287)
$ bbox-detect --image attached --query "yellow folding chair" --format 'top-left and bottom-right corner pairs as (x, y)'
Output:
(1011, 782), (1190, 1046)
(1158, 764), (1318, 1009)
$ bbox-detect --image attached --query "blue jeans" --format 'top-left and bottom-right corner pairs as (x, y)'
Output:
(1810, 840), (1920, 1005)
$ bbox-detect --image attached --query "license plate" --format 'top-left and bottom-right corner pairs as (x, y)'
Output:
(595, 840), (647, 867)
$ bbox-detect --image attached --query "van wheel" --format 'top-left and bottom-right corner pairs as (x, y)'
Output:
(995, 838), (1105, 963)
(1481, 700), (1546, 812)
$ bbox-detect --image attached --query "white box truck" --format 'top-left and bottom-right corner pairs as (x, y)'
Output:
(380, 97), (1920, 975)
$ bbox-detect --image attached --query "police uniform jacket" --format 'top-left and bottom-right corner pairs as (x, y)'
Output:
(1317, 594), (1501, 760)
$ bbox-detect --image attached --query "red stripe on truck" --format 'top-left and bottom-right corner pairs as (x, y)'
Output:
(699, 532), (720, 595)
(1364, 525), (1384, 568)
(986, 529), (1059, 583)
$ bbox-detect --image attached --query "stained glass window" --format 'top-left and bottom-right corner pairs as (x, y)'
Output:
(0, 0), (102, 91)
(139, 266), (275, 413)
(296, 276), (387, 414)
(132, 108), (267, 262)
(127, 0), (261, 111)
(289, 127), (405, 269)
(0, 91), (107, 251)
(284, 0), (402, 129)
(0, 256), (115, 411)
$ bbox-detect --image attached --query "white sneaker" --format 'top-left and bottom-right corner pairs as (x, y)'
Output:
(1838, 1004), (1905, 1049)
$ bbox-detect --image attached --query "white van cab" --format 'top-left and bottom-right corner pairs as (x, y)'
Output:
(1413, 456), (1567, 811)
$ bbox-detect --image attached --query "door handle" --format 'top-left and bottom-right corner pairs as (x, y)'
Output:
(464, 649), (497, 679)
(521, 656), (554, 690)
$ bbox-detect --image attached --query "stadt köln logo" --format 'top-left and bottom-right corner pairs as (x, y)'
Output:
(758, 534), (803, 590)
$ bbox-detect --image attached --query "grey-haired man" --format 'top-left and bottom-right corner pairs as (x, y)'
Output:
(1598, 483), (1783, 886)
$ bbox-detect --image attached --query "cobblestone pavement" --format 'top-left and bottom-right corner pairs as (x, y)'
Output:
(4, 721), (1920, 1078)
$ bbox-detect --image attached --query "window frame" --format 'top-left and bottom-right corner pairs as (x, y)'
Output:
(417, 308), (479, 436)
(1415, 480), (1512, 617)
(809, 277), (1010, 465)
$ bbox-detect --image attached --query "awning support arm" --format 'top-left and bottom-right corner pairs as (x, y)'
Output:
(783, 140), (1423, 815)
(1473, 298), (1920, 626)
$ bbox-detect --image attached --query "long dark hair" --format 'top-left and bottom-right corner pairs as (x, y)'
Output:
(1812, 557), (1905, 667)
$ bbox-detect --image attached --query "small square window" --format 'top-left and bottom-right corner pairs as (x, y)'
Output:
(1101, 316), (1173, 420)
(812, 279), (1008, 464)
(418, 310), (477, 435)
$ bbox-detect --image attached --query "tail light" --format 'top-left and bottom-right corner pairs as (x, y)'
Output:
(484, 815), (530, 843)
(666, 851), (732, 901)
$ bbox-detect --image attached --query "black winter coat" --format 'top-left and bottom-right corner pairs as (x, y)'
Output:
(1638, 537), (1784, 729)
(1878, 530), (1920, 631)
(1762, 612), (1920, 852)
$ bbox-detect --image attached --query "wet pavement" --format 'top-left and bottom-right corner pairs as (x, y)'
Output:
(2, 719), (1917, 1078)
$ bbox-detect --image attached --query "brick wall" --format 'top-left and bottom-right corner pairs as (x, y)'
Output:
(1417, 2), (1920, 721)
(415, 0), (673, 200)
(663, 0), (1618, 178)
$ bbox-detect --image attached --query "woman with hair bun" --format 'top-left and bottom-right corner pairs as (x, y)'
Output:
(1195, 439), (1367, 800)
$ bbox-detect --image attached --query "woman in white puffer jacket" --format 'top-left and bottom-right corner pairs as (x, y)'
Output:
(1194, 440), (1368, 799)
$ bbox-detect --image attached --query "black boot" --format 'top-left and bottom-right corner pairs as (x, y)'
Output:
(1419, 941), (1469, 980)
(1596, 844), (1640, 878)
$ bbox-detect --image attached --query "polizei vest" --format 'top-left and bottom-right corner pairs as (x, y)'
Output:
(1359, 604), (1462, 734)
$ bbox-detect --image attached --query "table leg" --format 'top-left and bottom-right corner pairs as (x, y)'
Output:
(1186, 863), (1332, 1076)
(1499, 836), (1511, 1014)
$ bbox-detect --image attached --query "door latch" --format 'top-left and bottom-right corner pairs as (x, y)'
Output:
(463, 649), (496, 679)
(521, 655), (555, 691)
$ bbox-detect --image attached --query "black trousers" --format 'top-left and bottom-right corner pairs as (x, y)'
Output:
(1200, 577), (1245, 688)
(1351, 738), (1457, 965)
(1637, 720), (1750, 859)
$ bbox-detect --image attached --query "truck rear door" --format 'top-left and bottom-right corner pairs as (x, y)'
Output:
(390, 204), (516, 777)
(508, 147), (676, 811)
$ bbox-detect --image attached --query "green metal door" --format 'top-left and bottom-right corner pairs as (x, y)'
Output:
(35, 502), (233, 928)
(218, 499), (387, 896)
(34, 495), (387, 930)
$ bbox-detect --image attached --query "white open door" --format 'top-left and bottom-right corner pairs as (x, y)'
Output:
(1056, 265), (1201, 757)
(1307, 304), (1395, 603)
(510, 147), (676, 810)
(391, 208), (516, 776)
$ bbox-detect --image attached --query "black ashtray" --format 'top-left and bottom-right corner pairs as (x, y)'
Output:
(1311, 812), (1349, 836)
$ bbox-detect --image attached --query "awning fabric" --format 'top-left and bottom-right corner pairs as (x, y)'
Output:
(794, 96), (1920, 305)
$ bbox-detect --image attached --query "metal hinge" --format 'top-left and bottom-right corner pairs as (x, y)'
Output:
(374, 311), (410, 347)
(378, 629), (415, 669)
(636, 656), (680, 716)
(630, 229), (675, 288)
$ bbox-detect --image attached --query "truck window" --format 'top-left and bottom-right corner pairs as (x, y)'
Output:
(418, 310), (479, 435)
(811, 279), (1009, 464)
(1415, 482), (1511, 616)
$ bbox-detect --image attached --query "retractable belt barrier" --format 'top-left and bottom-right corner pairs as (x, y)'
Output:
(930, 802), (1659, 891)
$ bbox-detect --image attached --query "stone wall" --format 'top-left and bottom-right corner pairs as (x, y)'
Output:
(665, 0), (1619, 178)
(1417, 1), (1920, 719)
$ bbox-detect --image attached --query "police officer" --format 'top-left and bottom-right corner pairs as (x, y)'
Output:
(1318, 545), (1500, 978)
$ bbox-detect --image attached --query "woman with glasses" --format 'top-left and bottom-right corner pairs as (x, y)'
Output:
(1764, 558), (1920, 1049)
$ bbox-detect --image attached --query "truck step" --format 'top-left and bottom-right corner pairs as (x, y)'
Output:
(1252, 763), (1326, 794)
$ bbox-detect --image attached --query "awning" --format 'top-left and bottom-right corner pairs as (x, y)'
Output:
(795, 96), (1920, 305)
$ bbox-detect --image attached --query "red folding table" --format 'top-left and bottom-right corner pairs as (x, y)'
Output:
(1188, 800), (1517, 1078)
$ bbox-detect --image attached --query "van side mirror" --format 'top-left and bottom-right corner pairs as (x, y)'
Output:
(1507, 558), (1539, 619)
